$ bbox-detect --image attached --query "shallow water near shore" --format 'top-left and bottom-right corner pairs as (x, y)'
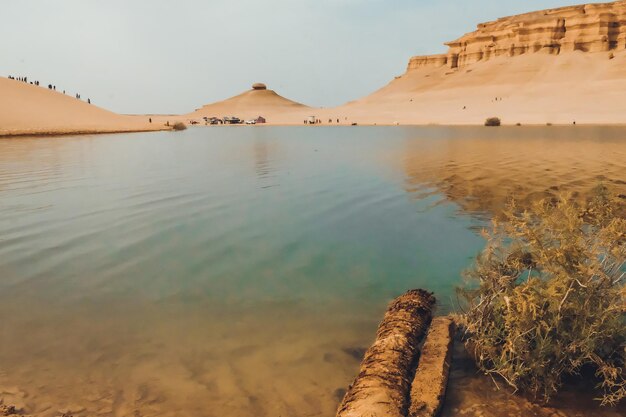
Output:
(0, 126), (624, 417)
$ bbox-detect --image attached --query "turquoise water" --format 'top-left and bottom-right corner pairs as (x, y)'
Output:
(0, 128), (484, 307)
(0, 127), (623, 417)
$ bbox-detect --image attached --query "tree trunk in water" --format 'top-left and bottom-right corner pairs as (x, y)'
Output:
(409, 316), (456, 417)
(336, 289), (436, 417)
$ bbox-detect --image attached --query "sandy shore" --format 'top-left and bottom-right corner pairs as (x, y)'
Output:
(441, 340), (626, 417)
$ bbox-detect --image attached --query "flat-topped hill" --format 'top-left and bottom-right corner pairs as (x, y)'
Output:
(188, 84), (310, 120)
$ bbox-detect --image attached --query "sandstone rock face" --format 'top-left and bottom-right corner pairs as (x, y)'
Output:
(407, 54), (449, 70)
(408, 0), (626, 70)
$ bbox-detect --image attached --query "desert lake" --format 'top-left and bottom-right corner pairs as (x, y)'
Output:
(0, 126), (624, 417)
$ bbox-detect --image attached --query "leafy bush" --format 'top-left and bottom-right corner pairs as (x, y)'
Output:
(485, 117), (501, 127)
(172, 122), (187, 131)
(458, 188), (625, 405)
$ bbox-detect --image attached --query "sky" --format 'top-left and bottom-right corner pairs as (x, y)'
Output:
(0, 0), (607, 114)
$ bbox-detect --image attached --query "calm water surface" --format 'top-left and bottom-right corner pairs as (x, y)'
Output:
(0, 127), (624, 417)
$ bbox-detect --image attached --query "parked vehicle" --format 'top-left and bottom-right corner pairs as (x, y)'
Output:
(245, 119), (256, 125)
(223, 116), (242, 124)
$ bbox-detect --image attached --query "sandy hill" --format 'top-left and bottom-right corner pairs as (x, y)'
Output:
(335, 50), (626, 125)
(187, 83), (310, 121)
(326, 0), (626, 125)
(0, 77), (164, 136)
(185, 0), (626, 126)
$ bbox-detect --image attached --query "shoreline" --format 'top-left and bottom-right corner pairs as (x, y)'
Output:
(197, 122), (626, 127)
(0, 126), (170, 138)
(7, 51), (626, 136)
(5, 122), (626, 139)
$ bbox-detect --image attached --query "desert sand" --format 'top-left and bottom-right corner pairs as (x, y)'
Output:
(0, 77), (167, 137)
(5, 1), (626, 132)
(185, 51), (626, 126)
(332, 51), (626, 126)
(182, 0), (626, 126)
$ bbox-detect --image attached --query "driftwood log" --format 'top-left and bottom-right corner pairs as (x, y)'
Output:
(336, 289), (436, 417)
(409, 316), (456, 417)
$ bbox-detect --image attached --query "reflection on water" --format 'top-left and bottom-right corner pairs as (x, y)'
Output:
(0, 127), (623, 417)
(253, 139), (277, 187)
(402, 126), (626, 218)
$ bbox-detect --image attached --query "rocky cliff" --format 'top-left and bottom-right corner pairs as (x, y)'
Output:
(408, 0), (626, 70)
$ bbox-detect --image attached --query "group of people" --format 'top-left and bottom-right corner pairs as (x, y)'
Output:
(304, 118), (343, 125)
(7, 74), (91, 104)
(8, 75), (39, 86)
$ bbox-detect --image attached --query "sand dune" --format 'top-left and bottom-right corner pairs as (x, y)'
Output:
(0, 77), (166, 137)
(335, 51), (626, 125)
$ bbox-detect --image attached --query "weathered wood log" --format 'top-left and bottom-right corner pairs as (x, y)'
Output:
(409, 316), (456, 417)
(336, 289), (436, 417)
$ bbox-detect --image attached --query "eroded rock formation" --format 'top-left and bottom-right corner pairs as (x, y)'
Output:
(408, 0), (626, 70)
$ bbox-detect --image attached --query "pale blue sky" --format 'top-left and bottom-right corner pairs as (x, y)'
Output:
(0, 1), (604, 114)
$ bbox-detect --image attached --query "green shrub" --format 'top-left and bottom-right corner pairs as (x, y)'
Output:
(458, 188), (625, 405)
(485, 117), (501, 127)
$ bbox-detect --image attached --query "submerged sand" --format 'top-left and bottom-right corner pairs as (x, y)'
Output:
(0, 299), (377, 417)
(0, 126), (624, 417)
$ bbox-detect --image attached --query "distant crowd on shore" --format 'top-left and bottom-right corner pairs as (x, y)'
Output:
(7, 75), (91, 104)
(304, 117), (347, 125)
